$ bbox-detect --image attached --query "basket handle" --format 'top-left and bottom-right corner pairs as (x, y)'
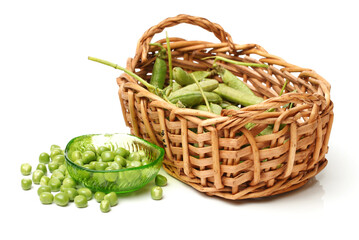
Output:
(132, 14), (236, 68)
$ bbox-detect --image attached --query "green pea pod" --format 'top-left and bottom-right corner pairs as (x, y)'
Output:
(169, 80), (219, 99)
(195, 103), (222, 115)
(225, 105), (241, 110)
(215, 65), (256, 97)
(257, 125), (273, 136)
(213, 84), (263, 107)
(173, 67), (195, 86)
(169, 91), (222, 107)
(149, 47), (167, 90)
(172, 82), (182, 92)
(150, 56), (167, 90)
(220, 101), (233, 108)
(195, 105), (208, 112)
(191, 71), (212, 82)
(210, 103), (222, 115)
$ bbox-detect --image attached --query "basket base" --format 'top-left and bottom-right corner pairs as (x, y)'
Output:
(163, 158), (328, 201)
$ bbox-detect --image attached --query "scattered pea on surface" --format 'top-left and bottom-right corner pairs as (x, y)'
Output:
(155, 174), (167, 187)
(48, 162), (59, 173)
(57, 164), (67, 174)
(37, 185), (51, 196)
(32, 170), (45, 185)
(21, 178), (32, 190)
(51, 170), (65, 182)
(20, 163), (32, 176)
(74, 195), (88, 208)
(52, 155), (65, 165)
(36, 163), (47, 175)
(50, 144), (61, 152)
(50, 149), (63, 160)
(54, 192), (69, 206)
(39, 192), (54, 204)
(151, 186), (163, 200)
(94, 192), (106, 203)
(77, 187), (93, 201)
(40, 176), (50, 186)
(62, 188), (78, 201)
(100, 199), (111, 213)
(39, 152), (50, 164)
(48, 177), (62, 192)
(104, 192), (118, 207)
(62, 177), (76, 188)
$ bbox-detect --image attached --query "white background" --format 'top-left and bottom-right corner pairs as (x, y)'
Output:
(1, 0), (358, 239)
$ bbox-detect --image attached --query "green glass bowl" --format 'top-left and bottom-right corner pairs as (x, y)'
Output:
(65, 133), (164, 193)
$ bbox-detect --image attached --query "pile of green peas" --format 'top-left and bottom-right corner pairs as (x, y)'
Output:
(20, 144), (167, 212)
(70, 146), (152, 171)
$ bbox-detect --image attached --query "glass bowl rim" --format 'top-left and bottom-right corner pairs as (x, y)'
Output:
(64, 133), (165, 173)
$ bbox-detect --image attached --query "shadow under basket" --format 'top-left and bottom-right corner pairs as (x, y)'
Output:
(115, 14), (334, 200)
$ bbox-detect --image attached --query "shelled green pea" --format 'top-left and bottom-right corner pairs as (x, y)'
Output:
(100, 199), (111, 213)
(74, 195), (88, 208)
(21, 178), (32, 190)
(20, 163), (32, 176)
(54, 192), (69, 206)
(39, 152), (50, 164)
(151, 186), (163, 200)
(39, 192), (54, 204)
(32, 170), (44, 185)
(155, 174), (167, 187)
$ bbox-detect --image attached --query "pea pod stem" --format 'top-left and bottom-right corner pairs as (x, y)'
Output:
(149, 43), (166, 52)
(202, 56), (268, 68)
(88, 56), (158, 92)
(166, 32), (173, 87)
(190, 72), (212, 112)
(280, 79), (289, 96)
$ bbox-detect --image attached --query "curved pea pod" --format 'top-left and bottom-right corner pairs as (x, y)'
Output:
(169, 91), (222, 107)
(169, 80), (219, 99)
(173, 67), (195, 86)
(215, 65), (256, 97)
(150, 56), (167, 90)
(213, 84), (263, 107)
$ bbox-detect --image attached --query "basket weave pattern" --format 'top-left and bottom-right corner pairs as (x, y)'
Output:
(116, 15), (334, 200)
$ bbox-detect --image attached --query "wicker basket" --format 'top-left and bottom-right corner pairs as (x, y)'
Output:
(116, 14), (334, 200)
